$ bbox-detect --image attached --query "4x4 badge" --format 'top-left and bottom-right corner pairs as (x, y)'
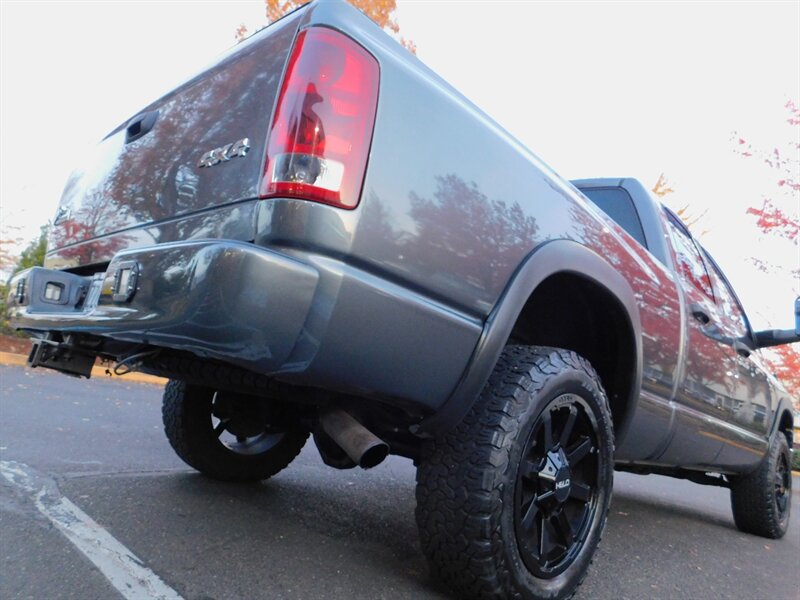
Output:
(197, 138), (250, 168)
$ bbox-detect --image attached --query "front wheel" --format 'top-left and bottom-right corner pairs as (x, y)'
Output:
(162, 380), (308, 482)
(730, 432), (792, 539)
(416, 346), (615, 600)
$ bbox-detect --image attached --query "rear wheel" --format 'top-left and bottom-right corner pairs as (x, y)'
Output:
(416, 346), (614, 600)
(162, 380), (308, 482)
(730, 432), (792, 539)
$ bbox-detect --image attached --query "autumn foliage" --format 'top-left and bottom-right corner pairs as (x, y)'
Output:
(746, 198), (799, 242)
(651, 173), (674, 198)
(733, 100), (800, 407)
(651, 173), (708, 232)
(0, 236), (20, 276)
(766, 345), (800, 400)
(734, 100), (800, 244)
(237, 0), (415, 53)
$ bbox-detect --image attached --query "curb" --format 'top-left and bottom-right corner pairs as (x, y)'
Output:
(0, 351), (167, 386)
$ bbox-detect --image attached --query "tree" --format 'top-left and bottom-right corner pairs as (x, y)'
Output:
(237, 0), (415, 53)
(0, 235), (21, 278)
(733, 100), (800, 406)
(733, 100), (800, 263)
(13, 224), (49, 275)
(0, 225), (48, 335)
(651, 173), (708, 232)
(767, 344), (800, 400)
(651, 173), (674, 199)
(0, 235), (21, 334)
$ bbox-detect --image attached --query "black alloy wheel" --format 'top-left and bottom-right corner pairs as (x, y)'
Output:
(774, 450), (790, 521)
(211, 389), (288, 456)
(162, 380), (308, 482)
(515, 394), (600, 579)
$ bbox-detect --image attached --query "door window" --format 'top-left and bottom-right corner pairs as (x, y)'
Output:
(663, 210), (714, 301)
(703, 251), (750, 339)
(579, 187), (648, 248)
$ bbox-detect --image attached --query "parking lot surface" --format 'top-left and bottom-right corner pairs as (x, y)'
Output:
(1, 364), (798, 600)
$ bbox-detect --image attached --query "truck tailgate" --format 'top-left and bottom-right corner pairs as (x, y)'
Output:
(47, 9), (304, 260)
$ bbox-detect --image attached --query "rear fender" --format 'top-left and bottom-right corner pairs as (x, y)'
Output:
(414, 239), (643, 438)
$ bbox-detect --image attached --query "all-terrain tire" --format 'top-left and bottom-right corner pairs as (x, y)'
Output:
(730, 432), (792, 539)
(416, 345), (615, 600)
(162, 380), (308, 482)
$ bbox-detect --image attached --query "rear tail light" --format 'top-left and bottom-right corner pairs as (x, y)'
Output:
(260, 27), (379, 209)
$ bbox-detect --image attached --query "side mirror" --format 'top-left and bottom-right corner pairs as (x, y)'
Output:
(753, 298), (800, 349)
(753, 329), (800, 349)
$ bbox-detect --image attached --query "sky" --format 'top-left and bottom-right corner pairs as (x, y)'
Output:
(1, 0), (798, 329)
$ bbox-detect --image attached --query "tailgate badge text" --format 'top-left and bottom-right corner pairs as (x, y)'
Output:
(197, 138), (250, 168)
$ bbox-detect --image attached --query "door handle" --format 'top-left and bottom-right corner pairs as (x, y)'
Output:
(733, 339), (752, 358)
(125, 110), (159, 144)
(689, 303), (711, 325)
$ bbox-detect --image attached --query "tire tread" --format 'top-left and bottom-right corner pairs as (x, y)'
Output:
(415, 345), (614, 600)
(730, 434), (791, 539)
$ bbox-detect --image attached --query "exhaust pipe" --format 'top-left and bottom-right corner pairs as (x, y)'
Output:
(319, 408), (389, 469)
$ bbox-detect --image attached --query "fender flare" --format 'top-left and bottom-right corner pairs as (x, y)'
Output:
(769, 397), (795, 446)
(414, 239), (643, 438)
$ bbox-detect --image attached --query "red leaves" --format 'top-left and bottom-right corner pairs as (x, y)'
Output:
(747, 198), (800, 241)
(734, 100), (800, 243)
(764, 345), (800, 401)
(785, 99), (800, 125)
(746, 199), (799, 241)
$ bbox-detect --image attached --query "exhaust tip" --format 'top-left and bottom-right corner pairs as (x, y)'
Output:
(359, 441), (389, 469)
(319, 407), (390, 470)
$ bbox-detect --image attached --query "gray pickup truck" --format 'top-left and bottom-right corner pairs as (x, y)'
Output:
(7, 2), (798, 598)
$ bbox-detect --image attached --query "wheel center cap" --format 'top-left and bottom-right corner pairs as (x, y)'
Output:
(543, 449), (572, 503)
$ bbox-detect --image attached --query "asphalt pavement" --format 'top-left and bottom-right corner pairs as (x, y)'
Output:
(1, 364), (798, 600)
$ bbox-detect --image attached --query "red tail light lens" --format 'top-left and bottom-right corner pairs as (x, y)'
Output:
(260, 27), (379, 209)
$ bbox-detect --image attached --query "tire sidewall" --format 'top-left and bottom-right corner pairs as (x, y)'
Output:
(499, 366), (614, 600)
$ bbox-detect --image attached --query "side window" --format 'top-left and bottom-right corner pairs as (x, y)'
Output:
(704, 251), (749, 338)
(664, 211), (715, 300)
(579, 187), (648, 248)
